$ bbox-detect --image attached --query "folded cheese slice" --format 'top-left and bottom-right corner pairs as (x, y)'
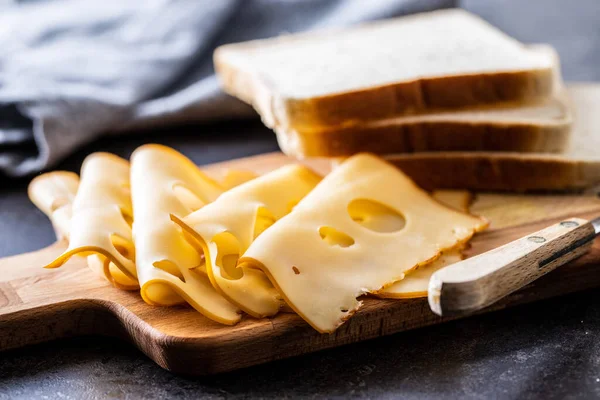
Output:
(377, 190), (472, 299)
(28, 171), (79, 240)
(239, 154), (488, 332)
(27, 170), (137, 289)
(45, 153), (138, 290)
(131, 144), (241, 325)
(172, 164), (321, 318)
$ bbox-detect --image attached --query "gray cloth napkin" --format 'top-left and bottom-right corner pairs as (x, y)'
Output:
(0, 0), (456, 177)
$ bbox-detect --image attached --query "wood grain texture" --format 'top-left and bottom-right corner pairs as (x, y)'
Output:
(2, 152), (600, 375)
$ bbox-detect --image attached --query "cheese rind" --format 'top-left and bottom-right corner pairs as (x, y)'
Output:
(173, 164), (321, 318)
(44, 153), (138, 290)
(239, 154), (488, 332)
(131, 144), (241, 325)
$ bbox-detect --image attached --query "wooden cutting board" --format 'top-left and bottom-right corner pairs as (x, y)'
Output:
(2, 152), (600, 375)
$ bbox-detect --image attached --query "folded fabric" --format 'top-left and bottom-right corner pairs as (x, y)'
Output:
(0, 0), (455, 176)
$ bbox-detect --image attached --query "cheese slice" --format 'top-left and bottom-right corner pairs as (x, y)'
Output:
(51, 205), (74, 241)
(27, 169), (136, 289)
(28, 171), (79, 240)
(45, 153), (138, 290)
(377, 189), (472, 298)
(377, 249), (466, 298)
(432, 190), (473, 213)
(172, 164), (321, 318)
(239, 154), (488, 333)
(220, 170), (259, 189)
(131, 144), (241, 325)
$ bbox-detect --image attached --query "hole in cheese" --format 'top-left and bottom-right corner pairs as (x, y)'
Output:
(181, 229), (206, 265)
(348, 198), (406, 233)
(190, 262), (207, 276)
(221, 254), (240, 276)
(153, 260), (186, 283)
(172, 183), (205, 213)
(212, 231), (243, 280)
(253, 207), (276, 239)
(110, 234), (135, 261)
(319, 226), (355, 248)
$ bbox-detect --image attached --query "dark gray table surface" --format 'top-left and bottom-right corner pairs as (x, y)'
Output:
(2, 0), (600, 399)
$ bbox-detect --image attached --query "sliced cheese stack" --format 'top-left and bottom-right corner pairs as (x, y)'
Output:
(172, 164), (321, 317)
(27, 145), (266, 325)
(131, 144), (243, 324)
(239, 154), (487, 332)
(44, 153), (139, 290)
(28, 145), (488, 332)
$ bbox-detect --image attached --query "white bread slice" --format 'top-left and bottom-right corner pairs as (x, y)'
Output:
(273, 44), (568, 157)
(382, 83), (600, 192)
(275, 92), (571, 157)
(215, 9), (555, 131)
(274, 44), (570, 157)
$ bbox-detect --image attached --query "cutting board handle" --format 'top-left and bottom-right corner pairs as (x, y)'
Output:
(429, 217), (596, 317)
(0, 242), (127, 351)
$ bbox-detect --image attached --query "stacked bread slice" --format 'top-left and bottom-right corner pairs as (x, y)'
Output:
(215, 9), (600, 191)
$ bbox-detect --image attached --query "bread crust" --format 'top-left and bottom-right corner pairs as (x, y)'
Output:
(383, 153), (600, 192)
(281, 69), (555, 130)
(275, 116), (571, 157)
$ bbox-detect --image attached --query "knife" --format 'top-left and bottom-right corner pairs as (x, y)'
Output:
(428, 217), (600, 317)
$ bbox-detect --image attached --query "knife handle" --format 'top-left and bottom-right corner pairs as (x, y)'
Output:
(428, 217), (596, 317)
